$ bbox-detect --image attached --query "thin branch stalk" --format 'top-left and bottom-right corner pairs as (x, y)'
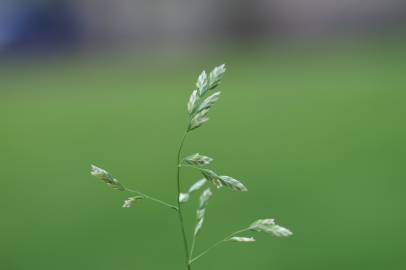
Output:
(125, 188), (178, 210)
(190, 228), (250, 264)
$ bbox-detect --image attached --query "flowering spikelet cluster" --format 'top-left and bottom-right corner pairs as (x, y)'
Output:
(89, 64), (292, 269)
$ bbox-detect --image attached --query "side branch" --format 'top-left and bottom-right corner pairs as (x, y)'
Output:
(125, 188), (178, 211)
(190, 228), (250, 264)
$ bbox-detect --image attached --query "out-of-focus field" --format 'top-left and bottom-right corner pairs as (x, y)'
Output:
(1, 40), (406, 270)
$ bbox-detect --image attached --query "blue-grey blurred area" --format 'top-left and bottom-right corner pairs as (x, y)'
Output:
(0, 1), (78, 52)
(0, 0), (405, 52)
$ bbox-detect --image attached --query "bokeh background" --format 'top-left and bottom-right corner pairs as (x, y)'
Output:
(1, 1), (406, 270)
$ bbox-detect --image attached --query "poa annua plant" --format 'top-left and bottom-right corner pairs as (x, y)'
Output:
(90, 64), (292, 269)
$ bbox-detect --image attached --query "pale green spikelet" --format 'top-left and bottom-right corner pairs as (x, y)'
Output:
(196, 91), (221, 113)
(188, 90), (199, 114)
(122, 196), (144, 208)
(183, 153), (213, 166)
(179, 193), (190, 203)
(196, 71), (208, 96)
(90, 165), (125, 191)
(229, 236), (256, 242)
(189, 109), (210, 131)
(194, 188), (212, 236)
(208, 64), (226, 90)
(218, 176), (248, 192)
(250, 219), (293, 237)
(188, 179), (207, 193)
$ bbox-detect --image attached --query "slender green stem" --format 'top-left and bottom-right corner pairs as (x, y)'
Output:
(176, 131), (192, 270)
(190, 227), (250, 264)
(125, 188), (178, 211)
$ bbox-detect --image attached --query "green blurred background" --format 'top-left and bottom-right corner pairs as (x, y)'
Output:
(1, 1), (406, 270)
(2, 40), (406, 269)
